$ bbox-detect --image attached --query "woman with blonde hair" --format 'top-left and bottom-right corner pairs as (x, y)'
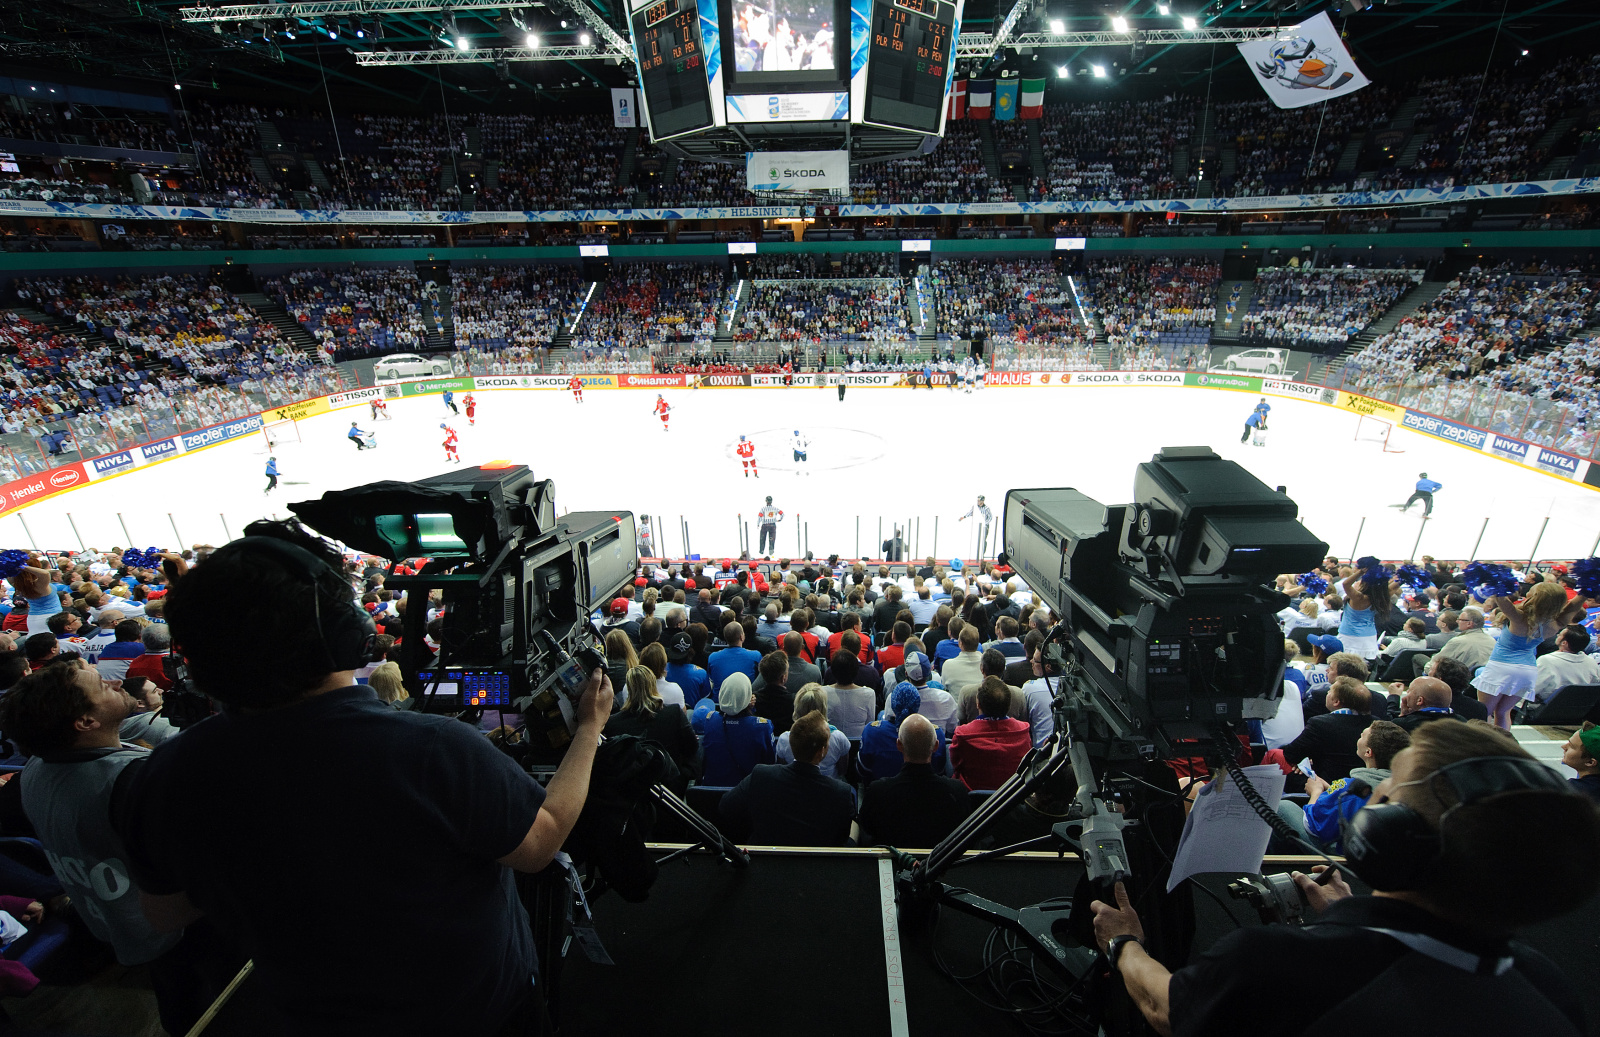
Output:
(1476, 581), (1585, 729)
(774, 683), (851, 778)
(605, 664), (700, 790)
(604, 629), (638, 702)
(367, 661), (408, 707)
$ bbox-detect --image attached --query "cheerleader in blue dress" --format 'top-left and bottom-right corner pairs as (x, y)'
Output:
(1476, 581), (1585, 730)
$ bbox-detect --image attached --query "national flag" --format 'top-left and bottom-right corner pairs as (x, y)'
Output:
(968, 79), (994, 119)
(1236, 12), (1369, 110)
(994, 79), (1019, 120)
(947, 79), (967, 120)
(1019, 76), (1045, 118)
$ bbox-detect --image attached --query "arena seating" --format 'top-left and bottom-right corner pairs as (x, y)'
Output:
(932, 259), (1077, 345)
(1241, 267), (1419, 351)
(266, 268), (429, 361)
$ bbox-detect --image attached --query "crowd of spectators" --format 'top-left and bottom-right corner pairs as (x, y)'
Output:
(743, 254), (900, 279)
(735, 278), (912, 343)
(451, 264), (588, 355)
(1338, 259), (1600, 455)
(1078, 255), (1217, 367)
(265, 267), (428, 362)
(573, 263), (723, 351)
(1036, 97), (1200, 202)
(1241, 267), (1419, 350)
(932, 259), (1077, 345)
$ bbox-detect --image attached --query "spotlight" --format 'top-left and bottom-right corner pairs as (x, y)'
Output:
(1158, 2), (1169, 12)
(1048, 17), (1065, 31)
(1056, 65), (1069, 78)
(560, 19), (569, 27)
(1092, 63), (1106, 77)
(1181, 15), (1197, 28)
(527, 32), (540, 47)
(1520, 48), (1529, 55)
(579, 31), (591, 44)
(327, 24), (338, 39)
(1111, 15), (1129, 32)
(457, 36), (472, 49)
(173, 82), (183, 90)
(354, 20), (366, 38)
(283, 21), (296, 39)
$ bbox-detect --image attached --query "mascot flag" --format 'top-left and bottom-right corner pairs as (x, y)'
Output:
(1238, 13), (1369, 109)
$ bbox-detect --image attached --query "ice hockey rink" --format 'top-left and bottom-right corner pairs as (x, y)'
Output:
(9, 384), (1600, 566)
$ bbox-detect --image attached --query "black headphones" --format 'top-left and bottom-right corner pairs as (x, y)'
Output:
(237, 536), (376, 673)
(1340, 755), (1572, 891)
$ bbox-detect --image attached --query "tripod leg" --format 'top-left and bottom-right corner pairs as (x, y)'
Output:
(648, 783), (750, 868)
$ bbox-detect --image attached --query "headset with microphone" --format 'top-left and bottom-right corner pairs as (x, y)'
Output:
(234, 536), (377, 672)
(1340, 754), (1572, 891)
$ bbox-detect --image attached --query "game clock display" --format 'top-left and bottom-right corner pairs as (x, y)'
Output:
(863, 0), (957, 133)
(633, 0), (716, 140)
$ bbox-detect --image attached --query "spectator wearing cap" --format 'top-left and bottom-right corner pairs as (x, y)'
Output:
(1302, 633), (1344, 699)
(706, 621), (760, 695)
(601, 597), (639, 643)
(891, 650), (956, 735)
(857, 714), (971, 848)
(692, 672), (774, 787)
(721, 710), (855, 847)
(96, 619), (146, 682)
(775, 684), (850, 779)
(950, 677), (1033, 791)
(1562, 723), (1600, 801)
(1534, 624), (1600, 702)
(664, 631), (711, 708)
(860, 682), (949, 783)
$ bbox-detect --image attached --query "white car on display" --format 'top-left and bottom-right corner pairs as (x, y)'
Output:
(375, 353), (450, 380)
(1213, 347), (1291, 376)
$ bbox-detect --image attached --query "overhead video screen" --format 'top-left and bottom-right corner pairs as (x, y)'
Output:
(730, 0), (837, 71)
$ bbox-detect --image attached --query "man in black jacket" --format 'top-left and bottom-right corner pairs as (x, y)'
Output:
(872, 584), (905, 646)
(1280, 676), (1375, 782)
(720, 711), (854, 846)
(857, 714), (970, 848)
(690, 588), (726, 631)
(1425, 654), (1491, 722)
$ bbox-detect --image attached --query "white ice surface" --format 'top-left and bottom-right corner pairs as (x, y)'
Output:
(10, 385), (1599, 565)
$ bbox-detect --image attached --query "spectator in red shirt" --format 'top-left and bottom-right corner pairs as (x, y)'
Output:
(828, 612), (875, 665)
(124, 624), (174, 691)
(950, 676), (1032, 791)
(877, 621), (912, 673)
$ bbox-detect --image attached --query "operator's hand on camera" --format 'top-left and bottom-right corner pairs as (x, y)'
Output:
(1090, 881), (1145, 951)
(575, 668), (614, 731)
(1292, 866), (1352, 915)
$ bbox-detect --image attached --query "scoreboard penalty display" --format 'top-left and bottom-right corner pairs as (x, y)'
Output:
(631, 0), (717, 140)
(861, 0), (957, 134)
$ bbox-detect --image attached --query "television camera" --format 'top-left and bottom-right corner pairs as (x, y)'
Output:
(896, 447), (1327, 1033)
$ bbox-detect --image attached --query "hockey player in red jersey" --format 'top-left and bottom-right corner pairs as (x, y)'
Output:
(441, 422), (460, 463)
(736, 434), (758, 477)
(370, 397), (390, 421)
(463, 393), (476, 426)
(653, 394), (671, 431)
(570, 375), (584, 402)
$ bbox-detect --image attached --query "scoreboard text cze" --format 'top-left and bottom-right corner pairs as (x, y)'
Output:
(633, 0), (716, 140)
(863, 0), (957, 134)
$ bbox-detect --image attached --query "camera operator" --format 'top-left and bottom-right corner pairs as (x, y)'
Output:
(111, 520), (614, 1036)
(1089, 722), (1600, 1036)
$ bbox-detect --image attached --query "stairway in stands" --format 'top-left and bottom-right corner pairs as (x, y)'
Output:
(1212, 279), (1252, 342)
(236, 291), (325, 356)
(1323, 279), (1449, 369)
(435, 280), (455, 350)
(976, 121), (1002, 181)
(1025, 120), (1047, 189)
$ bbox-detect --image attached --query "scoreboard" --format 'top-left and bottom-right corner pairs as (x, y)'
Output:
(861, 0), (959, 134)
(631, 0), (716, 141)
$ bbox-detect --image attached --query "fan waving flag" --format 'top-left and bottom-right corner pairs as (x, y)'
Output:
(1019, 77), (1045, 118)
(968, 79), (994, 119)
(994, 79), (1019, 120)
(1238, 13), (1369, 109)
(947, 79), (967, 120)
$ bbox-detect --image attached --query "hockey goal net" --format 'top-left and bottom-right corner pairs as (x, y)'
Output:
(1354, 413), (1404, 453)
(260, 418), (301, 451)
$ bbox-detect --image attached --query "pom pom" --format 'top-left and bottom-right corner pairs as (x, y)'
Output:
(1571, 557), (1600, 598)
(0, 550), (30, 580)
(1356, 555), (1382, 573)
(1298, 572), (1328, 596)
(1363, 563), (1394, 587)
(1395, 564), (1434, 591)
(1461, 561), (1519, 602)
(119, 547), (162, 570)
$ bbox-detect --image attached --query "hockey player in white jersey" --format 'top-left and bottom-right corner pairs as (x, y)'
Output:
(791, 429), (809, 475)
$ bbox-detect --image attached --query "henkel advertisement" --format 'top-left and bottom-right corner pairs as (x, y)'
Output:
(0, 462), (88, 514)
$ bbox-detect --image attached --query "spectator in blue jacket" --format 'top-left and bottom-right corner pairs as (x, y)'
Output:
(1274, 720), (1410, 852)
(693, 672), (774, 786)
(664, 631), (711, 707)
(706, 621), (760, 694)
(860, 682), (948, 783)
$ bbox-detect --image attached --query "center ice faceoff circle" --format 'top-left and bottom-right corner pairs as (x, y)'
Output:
(724, 427), (889, 472)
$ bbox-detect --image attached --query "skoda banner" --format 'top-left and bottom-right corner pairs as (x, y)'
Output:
(747, 151), (849, 193)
